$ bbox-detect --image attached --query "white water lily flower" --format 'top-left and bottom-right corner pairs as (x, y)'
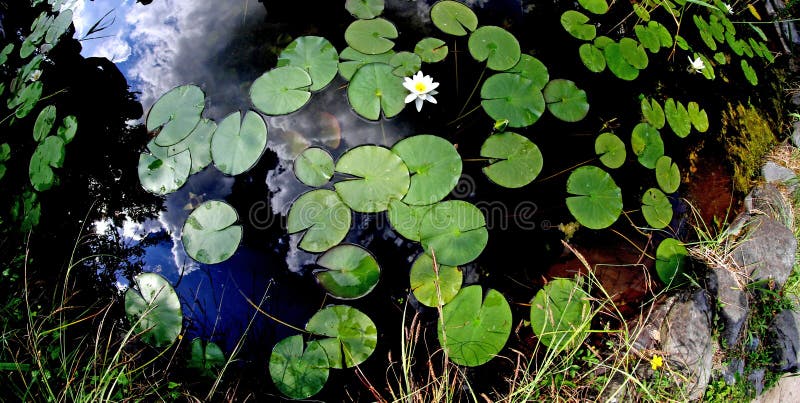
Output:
(721, 3), (733, 14)
(29, 69), (42, 82)
(688, 56), (705, 73)
(403, 71), (439, 112)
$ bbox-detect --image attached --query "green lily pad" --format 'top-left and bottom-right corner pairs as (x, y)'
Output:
(250, 66), (312, 115)
(713, 52), (727, 65)
(655, 238), (688, 286)
(419, 200), (488, 266)
(468, 26), (521, 71)
(633, 4), (650, 22)
(269, 335), (329, 399)
(287, 189), (352, 253)
(506, 54), (549, 89)
(305, 305), (377, 369)
(211, 111), (268, 176)
(480, 132), (543, 188)
(430, 0), (479, 36)
(387, 199), (431, 241)
(391, 135), (461, 205)
(146, 85), (205, 147)
(188, 338), (225, 378)
(530, 278), (591, 351)
(543, 79), (590, 122)
(604, 42), (639, 81)
(29, 136), (65, 191)
(33, 105), (56, 142)
(566, 166), (622, 229)
(438, 285), (512, 367)
(182, 200), (243, 264)
(184, 119), (215, 174)
(345, 18), (398, 55)
(45, 9), (72, 44)
(124, 272), (182, 348)
(641, 98), (665, 130)
(579, 0), (609, 14)
(560, 11), (596, 41)
(664, 98), (691, 138)
(315, 244), (380, 300)
(8, 82), (42, 119)
(655, 156), (680, 194)
(631, 122), (664, 169)
(137, 150), (191, 195)
(338, 47), (395, 81)
(595, 132), (626, 169)
(579, 43), (606, 73)
(345, 0), (384, 19)
(0, 43), (13, 66)
(635, 24), (661, 53)
(414, 37), (448, 63)
(641, 188), (672, 229)
(480, 73), (545, 128)
(687, 101), (709, 133)
(409, 253), (462, 307)
(277, 36), (339, 91)
(347, 62), (407, 120)
(741, 59), (758, 85)
(294, 147), (334, 187)
(56, 115), (78, 144)
(389, 52), (422, 77)
(619, 37), (648, 69)
(335, 145), (409, 212)
(593, 35), (614, 49)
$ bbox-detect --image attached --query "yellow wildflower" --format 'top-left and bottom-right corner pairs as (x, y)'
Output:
(650, 354), (664, 370)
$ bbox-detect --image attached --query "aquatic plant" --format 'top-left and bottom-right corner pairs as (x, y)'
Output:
(124, 273), (182, 348)
(530, 278), (591, 352)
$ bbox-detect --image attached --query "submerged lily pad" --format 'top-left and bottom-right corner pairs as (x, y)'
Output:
(506, 54), (549, 89)
(543, 79), (589, 122)
(294, 147), (334, 187)
(29, 136), (65, 192)
(345, 18), (398, 55)
(560, 11), (596, 41)
(664, 98), (691, 138)
(480, 73), (545, 128)
(468, 26), (521, 71)
(345, 0), (384, 19)
(530, 278), (591, 351)
(315, 244), (380, 299)
(419, 200), (488, 266)
(430, 0), (478, 36)
(335, 145), (409, 212)
(137, 150), (191, 195)
(277, 36), (339, 92)
(146, 85), (205, 147)
(391, 135), (461, 205)
(656, 238), (688, 286)
(305, 305), (377, 369)
(687, 101), (709, 133)
(579, 43), (606, 73)
(566, 166), (622, 229)
(409, 253), (462, 307)
(414, 37), (448, 63)
(211, 111), (268, 176)
(250, 66), (312, 115)
(287, 189), (352, 253)
(338, 47), (395, 81)
(182, 200), (242, 264)
(33, 105), (56, 142)
(125, 272), (182, 348)
(655, 156), (680, 194)
(641, 98), (665, 129)
(631, 122), (664, 169)
(390, 52), (422, 77)
(480, 132), (543, 188)
(595, 132), (626, 169)
(269, 335), (329, 399)
(347, 63), (407, 120)
(188, 338), (225, 378)
(438, 285), (512, 367)
(641, 188), (672, 229)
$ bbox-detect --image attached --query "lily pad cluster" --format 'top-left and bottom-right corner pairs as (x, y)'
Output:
(28, 105), (77, 191)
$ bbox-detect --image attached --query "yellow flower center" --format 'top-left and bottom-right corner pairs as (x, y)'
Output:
(415, 82), (427, 92)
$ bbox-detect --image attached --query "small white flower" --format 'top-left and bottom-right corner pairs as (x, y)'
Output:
(403, 71), (439, 112)
(688, 56), (705, 73)
(721, 3), (733, 14)
(29, 69), (42, 82)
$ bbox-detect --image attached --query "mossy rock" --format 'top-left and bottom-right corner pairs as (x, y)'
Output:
(720, 103), (776, 193)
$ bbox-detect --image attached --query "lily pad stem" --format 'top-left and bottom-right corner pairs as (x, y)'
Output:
(430, 248), (450, 365)
(241, 290), (307, 334)
(457, 64), (486, 118)
(446, 104), (482, 126)
(535, 156), (598, 183)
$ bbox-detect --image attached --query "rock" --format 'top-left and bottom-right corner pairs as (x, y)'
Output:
(732, 216), (797, 288)
(660, 289), (715, 400)
(748, 368), (766, 396)
(722, 358), (744, 385)
(744, 184), (793, 227)
(792, 121), (800, 148)
(769, 309), (800, 371)
(707, 265), (749, 348)
(762, 161), (797, 192)
(753, 374), (800, 402)
(632, 295), (676, 351)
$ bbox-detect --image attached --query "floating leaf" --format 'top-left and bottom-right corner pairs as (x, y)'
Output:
(146, 85), (205, 147)
(45, 9), (72, 44)
(579, 43), (606, 73)
(415, 37), (449, 63)
(188, 338), (225, 378)
(438, 285), (512, 366)
(595, 132), (626, 169)
(338, 47), (395, 81)
(277, 36), (339, 91)
(687, 101), (709, 132)
(210, 111), (268, 176)
(250, 66), (312, 115)
(641, 98), (665, 129)
(579, 0), (609, 14)
(305, 305), (377, 369)
(655, 156), (680, 193)
(137, 150), (191, 195)
(604, 42), (639, 81)
(387, 199), (431, 241)
(641, 188), (672, 229)
(33, 105), (56, 142)
(124, 273), (182, 348)
(633, 3), (650, 21)
(630, 122), (664, 169)
(593, 35), (614, 49)
(480, 73), (545, 128)
(656, 238), (688, 286)
(635, 24), (661, 53)
(391, 135), (461, 205)
(543, 79), (589, 122)
(430, 0), (479, 36)
(347, 63), (407, 120)
(345, 18), (398, 55)
(531, 278), (591, 351)
(8, 82), (43, 120)
(315, 244), (380, 299)
(56, 115), (78, 144)
(664, 98), (691, 138)
(182, 200), (242, 264)
(29, 136), (65, 191)
(468, 26), (521, 71)
(419, 200), (488, 266)
(0, 43), (13, 65)
(389, 52), (422, 77)
(294, 147), (334, 187)
(566, 166), (622, 229)
(335, 145), (409, 212)
(287, 189), (352, 253)
(269, 335), (329, 399)
(480, 132), (543, 188)
(345, 0), (384, 19)
(713, 51), (727, 65)
(409, 253), (462, 307)
(560, 11), (596, 41)
(741, 59), (758, 86)
(619, 37), (648, 69)
(506, 54), (549, 89)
